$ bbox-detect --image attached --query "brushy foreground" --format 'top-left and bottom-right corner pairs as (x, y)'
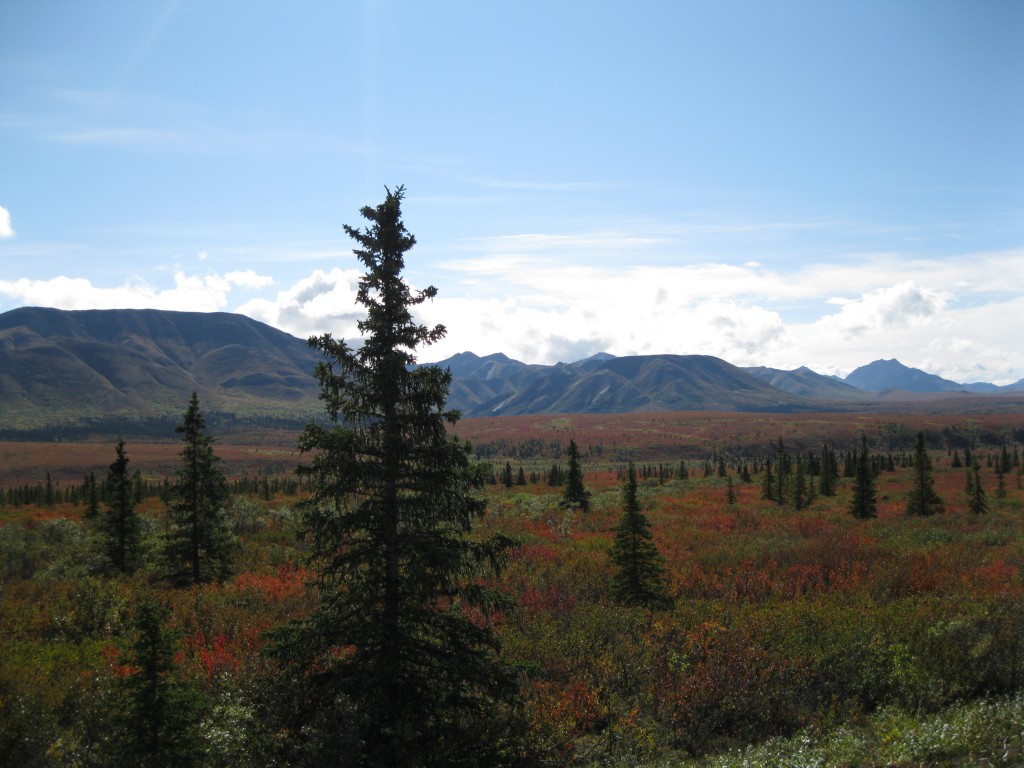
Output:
(664, 691), (1024, 768)
(1, 417), (1023, 766)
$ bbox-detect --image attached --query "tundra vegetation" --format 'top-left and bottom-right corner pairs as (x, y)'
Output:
(2, 410), (1024, 767)
(2, 190), (1024, 766)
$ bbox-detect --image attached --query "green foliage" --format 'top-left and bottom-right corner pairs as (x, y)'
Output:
(97, 440), (143, 574)
(671, 691), (1024, 768)
(610, 463), (670, 610)
(562, 439), (591, 512)
(267, 187), (521, 766)
(818, 444), (839, 496)
(849, 433), (878, 519)
(969, 460), (990, 514)
(110, 597), (206, 767)
(906, 431), (944, 516)
(163, 393), (235, 585)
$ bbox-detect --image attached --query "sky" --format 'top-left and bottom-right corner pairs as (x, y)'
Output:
(1, 1), (1023, 385)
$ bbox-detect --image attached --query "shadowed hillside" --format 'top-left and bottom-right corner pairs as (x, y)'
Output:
(0, 307), (322, 427)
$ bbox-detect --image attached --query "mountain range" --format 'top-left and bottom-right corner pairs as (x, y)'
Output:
(1, 307), (1022, 431)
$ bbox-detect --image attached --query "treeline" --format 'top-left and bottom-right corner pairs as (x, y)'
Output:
(474, 436), (564, 460)
(0, 412), (309, 442)
(1, 470), (308, 508)
(472, 424), (1023, 467)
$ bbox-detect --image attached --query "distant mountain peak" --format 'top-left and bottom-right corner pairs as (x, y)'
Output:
(572, 352), (616, 364)
(844, 359), (962, 393)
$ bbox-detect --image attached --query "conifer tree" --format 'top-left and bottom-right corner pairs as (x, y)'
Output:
(995, 460), (1007, 499)
(268, 187), (518, 767)
(84, 470), (100, 520)
(775, 438), (789, 506)
(760, 457), (774, 501)
(99, 440), (142, 574)
(968, 461), (989, 515)
(793, 454), (807, 510)
(112, 598), (205, 767)
(610, 462), (670, 609)
(848, 433), (877, 519)
(906, 431), (943, 516)
(818, 445), (838, 497)
(548, 463), (564, 486)
(163, 393), (234, 585)
(561, 439), (590, 512)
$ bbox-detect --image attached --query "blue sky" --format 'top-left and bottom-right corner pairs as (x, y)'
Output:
(1, 1), (1022, 383)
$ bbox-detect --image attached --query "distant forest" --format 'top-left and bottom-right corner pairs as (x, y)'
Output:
(0, 413), (310, 443)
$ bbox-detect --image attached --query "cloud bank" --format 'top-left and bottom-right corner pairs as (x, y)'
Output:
(0, 269), (273, 314)
(1, 245), (1021, 386)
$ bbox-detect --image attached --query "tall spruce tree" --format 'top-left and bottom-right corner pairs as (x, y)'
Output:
(848, 433), (877, 519)
(163, 393), (233, 585)
(968, 460), (989, 515)
(268, 187), (518, 767)
(905, 431), (944, 516)
(793, 454), (807, 510)
(561, 439), (590, 512)
(99, 439), (142, 574)
(761, 457), (774, 501)
(610, 462), (670, 609)
(995, 460), (1008, 499)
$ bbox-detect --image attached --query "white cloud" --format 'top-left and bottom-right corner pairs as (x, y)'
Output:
(413, 280), (790, 368)
(225, 269), (273, 289)
(0, 206), (13, 238)
(817, 281), (948, 338)
(779, 292), (1024, 384)
(234, 267), (365, 339)
(0, 270), (235, 313)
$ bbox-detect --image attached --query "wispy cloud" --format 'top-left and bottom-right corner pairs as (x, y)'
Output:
(225, 270), (274, 289)
(48, 127), (189, 147)
(13, 88), (362, 156)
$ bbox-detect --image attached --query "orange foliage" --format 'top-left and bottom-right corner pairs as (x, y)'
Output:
(234, 562), (310, 602)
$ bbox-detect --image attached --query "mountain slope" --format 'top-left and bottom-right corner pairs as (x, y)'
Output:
(844, 359), (963, 393)
(434, 353), (813, 416)
(0, 306), (322, 425)
(745, 365), (873, 401)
